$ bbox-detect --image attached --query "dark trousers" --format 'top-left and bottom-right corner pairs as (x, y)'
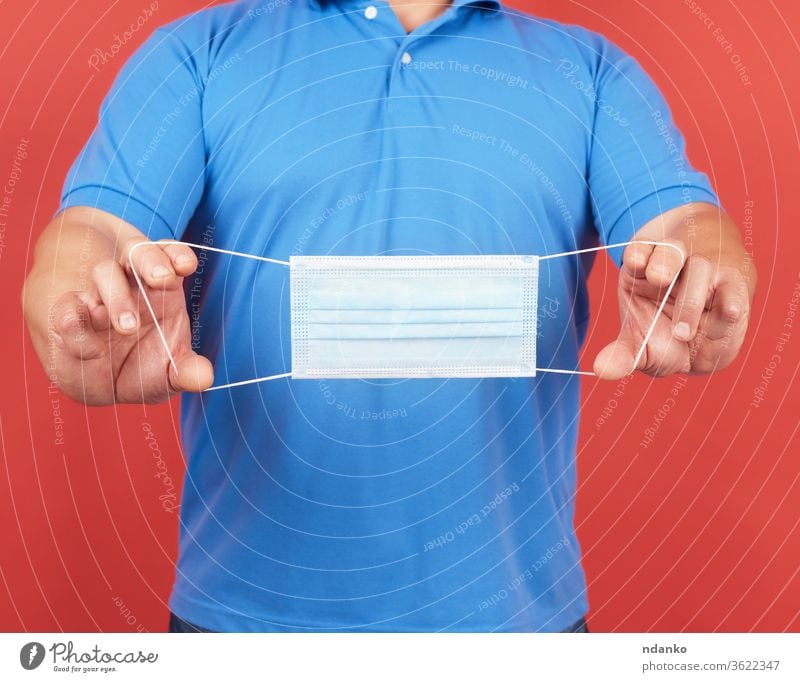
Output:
(168, 611), (589, 633)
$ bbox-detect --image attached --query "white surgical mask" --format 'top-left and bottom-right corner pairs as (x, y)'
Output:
(290, 254), (539, 380)
(130, 241), (683, 391)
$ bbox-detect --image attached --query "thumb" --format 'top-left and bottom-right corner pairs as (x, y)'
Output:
(169, 352), (214, 393)
(593, 336), (641, 381)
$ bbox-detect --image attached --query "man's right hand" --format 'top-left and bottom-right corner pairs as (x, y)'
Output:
(23, 207), (214, 405)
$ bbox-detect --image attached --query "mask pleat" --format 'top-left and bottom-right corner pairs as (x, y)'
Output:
(307, 308), (521, 324)
(307, 322), (522, 340)
(306, 337), (523, 368)
(307, 275), (523, 310)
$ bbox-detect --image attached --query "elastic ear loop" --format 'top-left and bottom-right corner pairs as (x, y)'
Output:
(129, 240), (292, 392)
(131, 239), (685, 388)
(535, 240), (686, 377)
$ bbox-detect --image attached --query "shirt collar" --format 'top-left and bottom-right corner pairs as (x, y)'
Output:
(449, 0), (502, 8)
(308, 0), (501, 12)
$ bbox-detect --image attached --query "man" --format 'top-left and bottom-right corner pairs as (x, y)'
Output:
(23, 0), (754, 632)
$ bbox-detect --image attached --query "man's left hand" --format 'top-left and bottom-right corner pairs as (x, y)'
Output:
(594, 202), (756, 379)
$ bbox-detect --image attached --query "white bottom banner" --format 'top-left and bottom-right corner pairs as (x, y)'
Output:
(1, 633), (796, 681)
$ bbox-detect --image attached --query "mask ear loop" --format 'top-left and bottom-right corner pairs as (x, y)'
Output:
(535, 240), (686, 377)
(128, 240), (292, 392)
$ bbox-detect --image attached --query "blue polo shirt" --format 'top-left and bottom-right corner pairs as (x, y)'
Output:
(60, 0), (718, 631)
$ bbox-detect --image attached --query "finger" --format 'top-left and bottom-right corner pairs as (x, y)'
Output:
(168, 351), (214, 393)
(688, 306), (747, 374)
(593, 336), (643, 380)
(671, 254), (714, 341)
(158, 240), (198, 277)
(622, 242), (655, 278)
(51, 292), (105, 359)
(644, 238), (685, 289)
(75, 287), (112, 332)
(123, 238), (180, 290)
(701, 268), (750, 340)
(65, 285), (111, 332)
(92, 259), (140, 335)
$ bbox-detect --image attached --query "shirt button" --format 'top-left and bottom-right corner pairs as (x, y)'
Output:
(401, 51), (412, 65)
(364, 5), (378, 19)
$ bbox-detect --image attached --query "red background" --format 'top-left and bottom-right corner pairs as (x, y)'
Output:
(1, 0), (798, 632)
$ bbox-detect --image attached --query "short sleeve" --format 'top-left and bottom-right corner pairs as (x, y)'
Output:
(58, 29), (207, 240)
(587, 40), (720, 265)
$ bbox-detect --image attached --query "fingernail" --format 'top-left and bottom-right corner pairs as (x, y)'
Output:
(176, 255), (193, 267)
(119, 312), (137, 330)
(674, 322), (691, 339)
(152, 265), (171, 279)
